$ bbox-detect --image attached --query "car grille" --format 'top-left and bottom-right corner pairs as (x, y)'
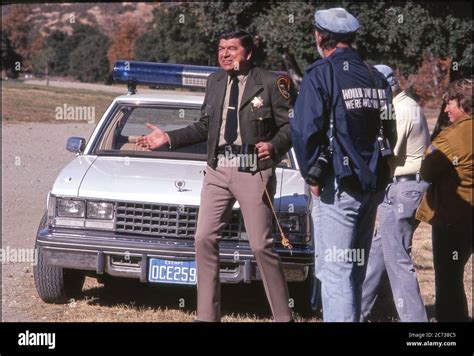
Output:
(115, 202), (243, 240)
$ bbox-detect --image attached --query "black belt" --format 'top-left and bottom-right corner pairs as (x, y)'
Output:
(392, 173), (420, 183)
(217, 144), (241, 155)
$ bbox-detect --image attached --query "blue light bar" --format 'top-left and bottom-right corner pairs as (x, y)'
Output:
(113, 60), (219, 89)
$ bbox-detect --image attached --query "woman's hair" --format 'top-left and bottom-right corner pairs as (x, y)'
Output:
(219, 29), (254, 56)
(446, 78), (472, 115)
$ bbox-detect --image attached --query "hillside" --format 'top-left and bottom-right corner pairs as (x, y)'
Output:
(1, 3), (159, 37)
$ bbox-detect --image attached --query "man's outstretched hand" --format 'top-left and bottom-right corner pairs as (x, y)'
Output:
(136, 123), (169, 150)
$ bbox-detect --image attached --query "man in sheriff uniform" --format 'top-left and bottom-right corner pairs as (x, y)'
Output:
(137, 29), (294, 322)
(290, 8), (396, 322)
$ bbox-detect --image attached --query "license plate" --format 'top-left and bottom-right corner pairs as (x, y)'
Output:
(148, 258), (197, 285)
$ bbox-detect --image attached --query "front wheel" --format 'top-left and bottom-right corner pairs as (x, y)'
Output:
(33, 244), (85, 303)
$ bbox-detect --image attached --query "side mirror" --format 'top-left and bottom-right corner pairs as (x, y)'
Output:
(66, 137), (86, 154)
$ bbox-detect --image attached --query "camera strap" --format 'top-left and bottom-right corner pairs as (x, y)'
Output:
(364, 62), (386, 138)
(326, 60), (337, 156)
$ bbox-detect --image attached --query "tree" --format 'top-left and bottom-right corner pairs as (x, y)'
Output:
(31, 47), (55, 84)
(107, 19), (144, 70)
(68, 24), (104, 49)
(254, 2), (317, 71)
(254, 1), (471, 88)
(68, 33), (110, 83)
(189, 1), (267, 65)
(2, 5), (33, 71)
(134, 4), (208, 65)
(345, 1), (472, 79)
(38, 31), (73, 76)
(1, 30), (22, 78)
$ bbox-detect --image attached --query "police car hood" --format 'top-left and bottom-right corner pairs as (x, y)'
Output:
(76, 156), (206, 206)
(55, 156), (309, 211)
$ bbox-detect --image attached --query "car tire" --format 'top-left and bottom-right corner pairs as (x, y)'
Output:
(33, 244), (85, 304)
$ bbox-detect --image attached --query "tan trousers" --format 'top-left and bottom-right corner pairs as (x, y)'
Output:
(195, 165), (293, 322)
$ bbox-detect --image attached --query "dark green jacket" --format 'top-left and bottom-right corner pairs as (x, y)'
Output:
(166, 66), (293, 172)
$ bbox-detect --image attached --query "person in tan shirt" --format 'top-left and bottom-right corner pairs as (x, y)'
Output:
(361, 65), (430, 322)
(416, 78), (473, 322)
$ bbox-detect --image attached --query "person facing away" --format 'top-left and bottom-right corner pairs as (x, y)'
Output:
(290, 7), (396, 322)
(361, 64), (430, 322)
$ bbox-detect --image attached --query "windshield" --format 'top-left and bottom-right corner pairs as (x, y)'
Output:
(93, 103), (293, 168)
(94, 104), (207, 158)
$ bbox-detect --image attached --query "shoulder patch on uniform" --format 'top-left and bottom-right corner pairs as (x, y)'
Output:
(276, 75), (291, 100)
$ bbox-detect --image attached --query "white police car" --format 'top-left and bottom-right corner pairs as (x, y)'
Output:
(33, 61), (319, 314)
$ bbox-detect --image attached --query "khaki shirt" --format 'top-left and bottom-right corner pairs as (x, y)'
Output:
(218, 74), (248, 146)
(390, 91), (430, 176)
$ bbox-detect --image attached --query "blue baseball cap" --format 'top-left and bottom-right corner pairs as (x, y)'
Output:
(314, 7), (359, 35)
(374, 64), (398, 87)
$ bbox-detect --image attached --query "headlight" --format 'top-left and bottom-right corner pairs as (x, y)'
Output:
(278, 215), (302, 233)
(87, 201), (114, 220)
(57, 199), (85, 218)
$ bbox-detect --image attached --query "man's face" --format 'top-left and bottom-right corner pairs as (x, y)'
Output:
(444, 99), (466, 123)
(218, 38), (251, 72)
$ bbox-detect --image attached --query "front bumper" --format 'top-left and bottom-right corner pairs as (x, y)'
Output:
(36, 218), (314, 284)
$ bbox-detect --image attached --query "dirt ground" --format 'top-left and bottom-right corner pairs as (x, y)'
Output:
(1, 81), (471, 322)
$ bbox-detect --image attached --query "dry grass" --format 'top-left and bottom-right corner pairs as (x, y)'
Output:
(34, 278), (304, 322)
(1, 80), (116, 122)
(28, 221), (468, 323)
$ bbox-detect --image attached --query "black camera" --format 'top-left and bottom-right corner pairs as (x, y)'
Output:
(377, 133), (393, 157)
(238, 143), (258, 173)
(305, 146), (331, 186)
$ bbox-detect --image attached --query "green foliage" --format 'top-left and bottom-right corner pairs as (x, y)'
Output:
(254, 2), (318, 71)
(68, 24), (104, 49)
(134, 4), (208, 65)
(189, 1), (267, 65)
(33, 25), (111, 82)
(254, 1), (471, 78)
(31, 47), (55, 77)
(68, 33), (110, 83)
(439, 14), (472, 78)
(1, 30), (21, 78)
(345, 1), (471, 77)
(38, 31), (72, 75)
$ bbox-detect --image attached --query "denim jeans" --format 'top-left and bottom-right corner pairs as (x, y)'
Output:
(361, 179), (429, 322)
(432, 225), (472, 322)
(312, 175), (383, 322)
